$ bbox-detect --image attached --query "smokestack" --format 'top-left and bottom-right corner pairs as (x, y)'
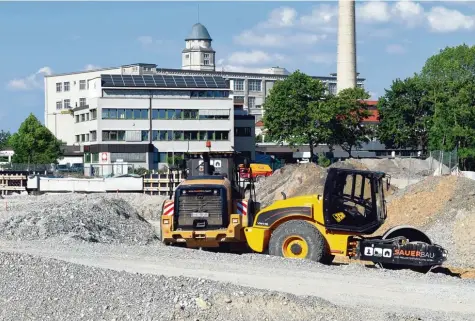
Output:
(336, 0), (357, 93)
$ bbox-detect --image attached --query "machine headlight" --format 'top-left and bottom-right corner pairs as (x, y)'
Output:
(163, 219), (170, 225)
(232, 218), (239, 224)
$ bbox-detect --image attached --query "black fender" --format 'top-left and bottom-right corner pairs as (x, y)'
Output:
(381, 225), (432, 245)
(253, 206), (313, 228)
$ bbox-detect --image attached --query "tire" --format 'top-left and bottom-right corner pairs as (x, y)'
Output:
(268, 220), (331, 264)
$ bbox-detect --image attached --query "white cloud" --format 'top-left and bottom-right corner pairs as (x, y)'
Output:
(386, 44), (406, 55)
(391, 0), (425, 27)
(137, 36), (154, 46)
(234, 30), (326, 48)
(426, 6), (475, 32)
(357, 1), (391, 23)
(6, 66), (52, 91)
(228, 50), (285, 65)
(307, 53), (335, 65)
(259, 7), (298, 28)
(84, 64), (101, 71)
(299, 4), (338, 32)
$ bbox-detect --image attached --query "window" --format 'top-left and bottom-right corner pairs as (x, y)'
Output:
(75, 115), (79, 123)
(215, 131), (229, 141)
(234, 79), (244, 91)
(248, 96), (255, 108)
(185, 54), (189, 59)
(248, 80), (261, 92)
(328, 83), (337, 95)
(86, 113), (90, 121)
(79, 80), (86, 90)
(81, 114), (85, 122)
(235, 127), (252, 137)
(56, 101), (62, 110)
(64, 82), (70, 91)
(75, 135), (80, 143)
(102, 130), (126, 141)
(64, 99), (70, 109)
(203, 53), (210, 65)
(81, 134), (85, 142)
(141, 130), (149, 141)
(79, 98), (86, 106)
(86, 134), (89, 141)
(90, 131), (97, 141)
(90, 109), (97, 119)
(56, 83), (62, 92)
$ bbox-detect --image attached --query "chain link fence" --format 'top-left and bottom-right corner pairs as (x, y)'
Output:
(428, 148), (459, 175)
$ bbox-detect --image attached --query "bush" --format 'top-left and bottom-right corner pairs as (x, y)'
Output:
(317, 153), (331, 167)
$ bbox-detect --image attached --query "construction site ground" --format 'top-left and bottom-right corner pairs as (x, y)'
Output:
(1, 157), (475, 320)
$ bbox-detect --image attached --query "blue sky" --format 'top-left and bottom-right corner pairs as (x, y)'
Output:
(1, 1), (475, 133)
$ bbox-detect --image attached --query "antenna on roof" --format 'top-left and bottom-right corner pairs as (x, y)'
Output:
(197, 4), (200, 23)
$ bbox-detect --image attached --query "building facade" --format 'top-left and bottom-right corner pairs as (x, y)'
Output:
(43, 22), (365, 170)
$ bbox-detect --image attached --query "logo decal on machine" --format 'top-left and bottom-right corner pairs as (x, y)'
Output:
(163, 201), (174, 216)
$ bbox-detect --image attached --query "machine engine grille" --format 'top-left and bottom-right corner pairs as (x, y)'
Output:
(176, 188), (225, 228)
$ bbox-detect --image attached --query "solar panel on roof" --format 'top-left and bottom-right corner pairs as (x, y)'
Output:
(154, 75), (166, 87)
(143, 76), (155, 87)
(174, 75), (186, 87)
(100, 74), (228, 89)
(134, 76), (146, 87)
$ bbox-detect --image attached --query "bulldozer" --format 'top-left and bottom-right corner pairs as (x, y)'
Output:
(160, 154), (448, 272)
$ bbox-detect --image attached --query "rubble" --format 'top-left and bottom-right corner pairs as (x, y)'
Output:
(0, 193), (162, 245)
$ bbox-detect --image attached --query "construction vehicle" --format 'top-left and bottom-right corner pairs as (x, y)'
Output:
(160, 151), (254, 250)
(160, 154), (448, 272)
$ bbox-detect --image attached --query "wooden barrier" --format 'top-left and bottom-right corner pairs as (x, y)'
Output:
(142, 170), (184, 196)
(0, 171), (28, 196)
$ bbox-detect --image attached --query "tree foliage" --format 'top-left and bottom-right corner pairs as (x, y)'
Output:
(376, 44), (475, 169)
(263, 70), (334, 160)
(376, 75), (433, 153)
(0, 130), (11, 150)
(8, 113), (63, 164)
(324, 87), (373, 157)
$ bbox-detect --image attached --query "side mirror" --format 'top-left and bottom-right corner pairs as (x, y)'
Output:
(243, 158), (250, 169)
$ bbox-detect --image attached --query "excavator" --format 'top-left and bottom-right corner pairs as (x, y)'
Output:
(160, 152), (448, 273)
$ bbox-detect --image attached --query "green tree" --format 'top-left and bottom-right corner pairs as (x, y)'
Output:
(8, 113), (63, 164)
(262, 70), (333, 161)
(0, 130), (11, 150)
(376, 75), (434, 154)
(419, 44), (475, 169)
(326, 87), (372, 158)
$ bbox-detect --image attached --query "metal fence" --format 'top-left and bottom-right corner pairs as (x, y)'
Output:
(428, 148), (459, 175)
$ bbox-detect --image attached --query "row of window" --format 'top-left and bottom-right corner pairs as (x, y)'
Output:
(103, 89), (230, 99)
(76, 126), (250, 143)
(75, 110), (97, 123)
(56, 98), (87, 110)
(233, 96), (262, 109)
(101, 130), (230, 142)
(233, 79), (262, 92)
(101, 108), (230, 120)
(56, 80), (87, 93)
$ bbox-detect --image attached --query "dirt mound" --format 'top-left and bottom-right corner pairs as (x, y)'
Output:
(380, 175), (475, 268)
(255, 160), (397, 209)
(0, 194), (158, 245)
(255, 163), (327, 208)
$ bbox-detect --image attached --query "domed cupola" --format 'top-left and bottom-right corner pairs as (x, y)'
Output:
(182, 23), (216, 71)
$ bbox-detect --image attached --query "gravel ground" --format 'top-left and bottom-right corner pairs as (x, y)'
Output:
(0, 251), (434, 321)
(0, 193), (160, 245)
(1, 239), (474, 321)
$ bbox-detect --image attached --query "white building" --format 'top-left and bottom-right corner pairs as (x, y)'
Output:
(43, 22), (365, 170)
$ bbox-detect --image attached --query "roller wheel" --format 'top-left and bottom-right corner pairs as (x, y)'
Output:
(268, 220), (333, 264)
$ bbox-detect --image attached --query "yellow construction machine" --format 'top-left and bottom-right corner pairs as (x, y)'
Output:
(160, 155), (448, 272)
(160, 151), (254, 250)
